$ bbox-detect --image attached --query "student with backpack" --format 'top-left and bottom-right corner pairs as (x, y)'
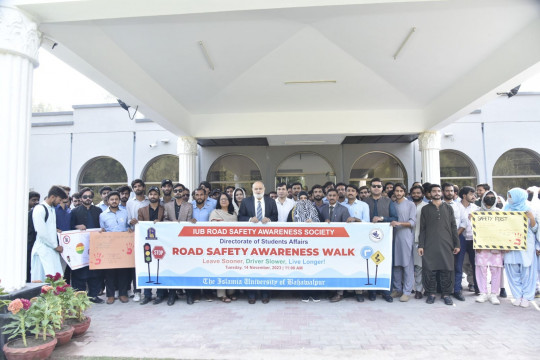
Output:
(30, 186), (68, 282)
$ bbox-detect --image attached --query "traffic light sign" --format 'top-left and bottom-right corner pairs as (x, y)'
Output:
(144, 243), (152, 263)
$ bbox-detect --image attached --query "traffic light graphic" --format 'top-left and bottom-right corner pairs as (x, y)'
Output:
(143, 243), (154, 283)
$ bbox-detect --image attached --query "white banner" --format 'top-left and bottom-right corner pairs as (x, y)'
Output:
(58, 229), (101, 270)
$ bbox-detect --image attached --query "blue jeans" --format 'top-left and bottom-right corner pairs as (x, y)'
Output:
(454, 235), (479, 293)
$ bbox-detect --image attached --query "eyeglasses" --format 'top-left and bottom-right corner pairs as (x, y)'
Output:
(82, 195), (93, 199)
(371, 185), (382, 188)
(173, 189), (183, 193)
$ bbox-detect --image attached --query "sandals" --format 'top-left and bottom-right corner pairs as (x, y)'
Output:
(219, 296), (231, 303)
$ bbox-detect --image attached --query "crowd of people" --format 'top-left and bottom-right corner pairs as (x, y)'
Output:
(27, 178), (540, 308)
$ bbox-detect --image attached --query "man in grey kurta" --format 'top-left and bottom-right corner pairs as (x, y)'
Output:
(389, 183), (416, 302)
(418, 184), (460, 305)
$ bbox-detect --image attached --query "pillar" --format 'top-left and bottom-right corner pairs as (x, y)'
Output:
(177, 136), (198, 193)
(418, 131), (441, 185)
(0, 6), (41, 291)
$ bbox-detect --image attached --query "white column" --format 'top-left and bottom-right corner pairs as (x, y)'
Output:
(177, 136), (198, 193)
(0, 6), (41, 291)
(418, 131), (441, 185)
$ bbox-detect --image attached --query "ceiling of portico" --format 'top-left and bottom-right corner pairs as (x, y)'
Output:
(15, 0), (540, 142)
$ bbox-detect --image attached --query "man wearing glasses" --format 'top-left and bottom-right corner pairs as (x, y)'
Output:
(363, 177), (398, 302)
(70, 187), (104, 303)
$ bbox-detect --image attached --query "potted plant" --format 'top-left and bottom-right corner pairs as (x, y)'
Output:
(65, 291), (92, 337)
(44, 274), (75, 346)
(2, 293), (58, 360)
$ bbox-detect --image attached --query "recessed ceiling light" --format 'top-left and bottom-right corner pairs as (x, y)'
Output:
(284, 80), (336, 85)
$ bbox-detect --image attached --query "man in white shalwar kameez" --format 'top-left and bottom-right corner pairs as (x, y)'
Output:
(31, 186), (68, 281)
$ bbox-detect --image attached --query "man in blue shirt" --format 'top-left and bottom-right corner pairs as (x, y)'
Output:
(192, 181), (217, 209)
(99, 191), (131, 304)
(192, 188), (214, 222)
(341, 184), (370, 223)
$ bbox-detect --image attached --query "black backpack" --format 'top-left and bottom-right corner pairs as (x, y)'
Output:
(27, 204), (49, 248)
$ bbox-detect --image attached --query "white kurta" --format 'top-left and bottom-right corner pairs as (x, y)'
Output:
(30, 202), (63, 281)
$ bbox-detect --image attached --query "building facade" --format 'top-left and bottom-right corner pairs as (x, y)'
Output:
(29, 93), (540, 199)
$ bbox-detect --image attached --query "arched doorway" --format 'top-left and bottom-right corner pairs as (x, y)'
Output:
(349, 151), (407, 187)
(207, 154), (262, 195)
(276, 152), (336, 191)
(78, 156), (128, 203)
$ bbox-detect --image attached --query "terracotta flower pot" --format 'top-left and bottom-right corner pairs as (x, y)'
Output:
(55, 324), (74, 347)
(3, 337), (57, 360)
(67, 316), (91, 337)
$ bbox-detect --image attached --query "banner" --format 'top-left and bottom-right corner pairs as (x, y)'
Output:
(58, 229), (101, 270)
(89, 232), (135, 269)
(471, 211), (528, 250)
(134, 222), (393, 290)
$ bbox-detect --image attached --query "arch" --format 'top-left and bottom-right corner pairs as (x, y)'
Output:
(78, 156), (128, 203)
(439, 149), (478, 189)
(349, 151), (407, 187)
(492, 148), (540, 195)
(206, 153), (262, 195)
(275, 152), (336, 191)
(142, 154), (179, 187)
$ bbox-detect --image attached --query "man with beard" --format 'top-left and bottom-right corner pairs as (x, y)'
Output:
(418, 184), (460, 305)
(126, 179), (149, 302)
(71, 193), (81, 208)
(238, 181), (278, 304)
(311, 184), (325, 211)
(31, 186), (68, 282)
(192, 188), (214, 222)
(160, 179), (174, 205)
(138, 187), (168, 305)
(28, 191), (40, 211)
(70, 187), (104, 303)
(117, 185), (131, 209)
(335, 182), (347, 204)
(290, 182), (303, 202)
(364, 178), (398, 302)
(410, 185), (427, 299)
(99, 191), (131, 304)
(194, 181), (217, 209)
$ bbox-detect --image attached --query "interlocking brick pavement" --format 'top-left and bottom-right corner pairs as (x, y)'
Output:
(51, 290), (540, 359)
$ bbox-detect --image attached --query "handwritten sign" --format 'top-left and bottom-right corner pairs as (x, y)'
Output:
(471, 211), (528, 250)
(89, 232), (135, 269)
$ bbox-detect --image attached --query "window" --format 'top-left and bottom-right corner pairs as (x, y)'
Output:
(349, 151), (406, 187)
(276, 152), (336, 191)
(440, 150), (477, 189)
(142, 155), (179, 187)
(493, 149), (540, 196)
(207, 154), (262, 195)
(78, 157), (128, 203)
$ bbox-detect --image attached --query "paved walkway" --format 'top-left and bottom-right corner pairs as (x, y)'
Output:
(51, 289), (539, 360)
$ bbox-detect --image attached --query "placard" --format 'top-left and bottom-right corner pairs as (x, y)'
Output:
(89, 231), (135, 269)
(58, 229), (101, 270)
(471, 211), (528, 250)
(134, 222), (393, 290)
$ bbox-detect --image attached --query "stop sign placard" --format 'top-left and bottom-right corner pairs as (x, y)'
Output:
(152, 246), (166, 260)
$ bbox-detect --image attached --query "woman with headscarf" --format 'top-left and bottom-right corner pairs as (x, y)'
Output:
(232, 188), (246, 215)
(287, 191), (323, 302)
(474, 190), (504, 305)
(503, 188), (538, 308)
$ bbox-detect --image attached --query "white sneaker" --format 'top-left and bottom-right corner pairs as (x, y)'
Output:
(489, 294), (500, 305)
(133, 292), (141, 302)
(512, 298), (522, 306)
(114, 290), (119, 299)
(475, 293), (488, 303)
(520, 299), (529, 308)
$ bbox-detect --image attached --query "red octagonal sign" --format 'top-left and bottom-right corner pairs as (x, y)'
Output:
(152, 246), (166, 260)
